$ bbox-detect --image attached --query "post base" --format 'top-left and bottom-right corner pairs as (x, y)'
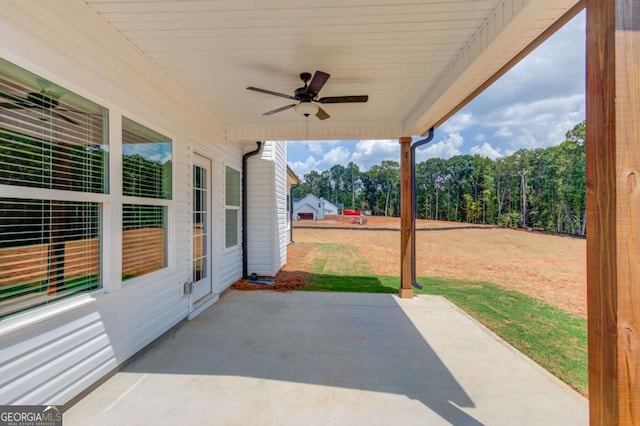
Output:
(398, 288), (413, 299)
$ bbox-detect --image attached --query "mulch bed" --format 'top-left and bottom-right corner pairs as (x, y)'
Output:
(231, 270), (310, 292)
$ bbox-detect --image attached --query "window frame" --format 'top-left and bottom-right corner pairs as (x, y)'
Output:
(120, 116), (174, 284)
(0, 62), (110, 320)
(224, 165), (241, 250)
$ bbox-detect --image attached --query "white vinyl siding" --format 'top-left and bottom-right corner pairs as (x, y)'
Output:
(0, 0), (243, 406)
(246, 141), (287, 277)
(273, 141), (288, 272)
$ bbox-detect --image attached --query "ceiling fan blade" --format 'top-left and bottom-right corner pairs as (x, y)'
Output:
(247, 86), (296, 100)
(0, 102), (27, 109)
(263, 104), (296, 116)
(315, 107), (330, 121)
(318, 95), (368, 104)
(0, 90), (29, 104)
(47, 108), (79, 125)
(306, 71), (330, 95)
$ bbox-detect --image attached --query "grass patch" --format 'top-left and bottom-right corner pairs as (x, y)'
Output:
(308, 242), (373, 276)
(299, 242), (395, 293)
(292, 242), (588, 395)
(302, 275), (396, 293)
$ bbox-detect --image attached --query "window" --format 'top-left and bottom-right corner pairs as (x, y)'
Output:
(122, 118), (171, 280)
(225, 166), (240, 248)
(122, 205), (166, 280)
(0, 58), (108, 318)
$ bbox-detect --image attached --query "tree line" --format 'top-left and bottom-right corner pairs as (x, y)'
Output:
(293, 121), (586, 236)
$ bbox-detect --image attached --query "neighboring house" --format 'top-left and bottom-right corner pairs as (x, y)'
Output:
(320, 198), (341, 215)
(293, 194), (325, 220)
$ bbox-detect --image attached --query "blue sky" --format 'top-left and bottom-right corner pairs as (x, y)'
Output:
(287, 11), (585, 177)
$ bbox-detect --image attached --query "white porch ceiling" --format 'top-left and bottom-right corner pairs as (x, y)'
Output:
(84, 0), (580, 141)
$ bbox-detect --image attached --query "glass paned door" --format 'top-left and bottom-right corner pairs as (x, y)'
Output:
(191, 154), (212, 305)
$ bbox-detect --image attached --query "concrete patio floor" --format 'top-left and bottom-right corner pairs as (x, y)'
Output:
(65, 291), (588, 425)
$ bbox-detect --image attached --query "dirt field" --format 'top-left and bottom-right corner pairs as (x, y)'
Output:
(286, 215), (587, 317)
(235, 215), (586, 316)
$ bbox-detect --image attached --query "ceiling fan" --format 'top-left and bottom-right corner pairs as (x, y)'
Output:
(247, 71), (368, 120)
(0, 84), (81, 125)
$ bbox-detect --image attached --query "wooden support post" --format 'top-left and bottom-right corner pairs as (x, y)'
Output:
(586, 1), (640, 424)
(399, 136), (413, 298)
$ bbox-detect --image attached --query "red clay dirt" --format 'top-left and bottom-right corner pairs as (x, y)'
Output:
(234, 215), (587, 317)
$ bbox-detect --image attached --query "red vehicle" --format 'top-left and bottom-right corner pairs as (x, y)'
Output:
(343, 209), (361, 216)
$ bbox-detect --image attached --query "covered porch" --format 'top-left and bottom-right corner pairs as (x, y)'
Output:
(0, 0), (637, 423)
(65, 291), (587, 425)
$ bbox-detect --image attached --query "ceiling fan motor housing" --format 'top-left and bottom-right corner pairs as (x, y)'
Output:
(294, 72), (316, 101)
(294, 87), (314, 102)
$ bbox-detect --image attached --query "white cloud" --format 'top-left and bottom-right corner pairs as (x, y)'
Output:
(485, 93), (585, 149)
(323, 146), (351, 165)
(415, 132), (464, 162)
(494, 126), (513, 139)
(470, 142), (503, 159)
(123, 142), (172, 164)
(474, 133), (486, 142)
(441, 112), (474, 133)
(288, 139), (344, 157)
(350, 139), (399, 170)
(288, 155), (320, 177)
(306, 143), (325, 156)
(455, 12), (585, 151)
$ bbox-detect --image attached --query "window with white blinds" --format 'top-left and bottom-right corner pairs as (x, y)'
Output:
(225, 166), (240, 248)
(122, 204), (166, 280)
(122, 118), (172, 279)
(0, 199), (100, 317)
(0, 58), (108, 318)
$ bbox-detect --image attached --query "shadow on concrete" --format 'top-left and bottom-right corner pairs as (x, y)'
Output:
(125, 291), (483, 425)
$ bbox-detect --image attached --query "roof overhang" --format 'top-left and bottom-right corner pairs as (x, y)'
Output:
(84, 0), (581, 141)
(287, 165), (301, 186)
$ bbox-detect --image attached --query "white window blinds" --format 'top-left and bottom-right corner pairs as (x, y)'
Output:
(121, 118), (171, 280)
(0, 58), (108, 318)
(225, 166), (240, 248)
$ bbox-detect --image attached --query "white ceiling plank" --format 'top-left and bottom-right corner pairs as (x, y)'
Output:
(75, 0), (580, 138)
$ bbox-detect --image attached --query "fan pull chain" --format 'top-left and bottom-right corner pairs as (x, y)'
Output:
(305, 115), (309, 150)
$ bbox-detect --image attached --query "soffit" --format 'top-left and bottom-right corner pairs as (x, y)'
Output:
(84, 0), (580, 140)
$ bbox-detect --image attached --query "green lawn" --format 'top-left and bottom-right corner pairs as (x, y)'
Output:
(297, 242), (588, 395)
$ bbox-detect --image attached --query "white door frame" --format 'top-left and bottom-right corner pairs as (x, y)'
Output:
(189, 153), (217, 319)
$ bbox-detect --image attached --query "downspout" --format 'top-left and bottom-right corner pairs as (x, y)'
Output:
(410, 127), (435, 289)
(290, 182), (300, 243)
(242, 141), (263, 278)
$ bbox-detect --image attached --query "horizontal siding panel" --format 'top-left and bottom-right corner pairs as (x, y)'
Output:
(0, 272), (188, 405)
(0, 1), (242, 407)
(11, 335), (114, 404)
(0, 319), (107, 390)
